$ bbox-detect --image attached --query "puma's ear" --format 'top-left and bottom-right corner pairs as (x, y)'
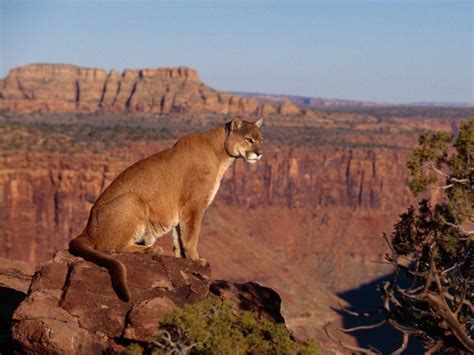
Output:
(254, 117), (263, 128)
(229, 118), (243, 131)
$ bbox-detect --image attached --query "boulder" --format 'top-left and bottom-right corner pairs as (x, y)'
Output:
(210, 280), (285, 324)
(8, 251), (287, 353)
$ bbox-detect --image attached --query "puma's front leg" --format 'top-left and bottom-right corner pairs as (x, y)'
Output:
(179, 208), (208, 266)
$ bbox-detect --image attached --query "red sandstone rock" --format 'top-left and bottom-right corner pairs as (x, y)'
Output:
(258, 102), (277, 115)
(278, 100), (301, 115)
(0, 64), (287, 116)
(8, 251), (289, 353)
(11, 251), (212, 353)
(0, 146), (413, 267)
(210, 280), (285, 324)
(0, 257), (34, 293)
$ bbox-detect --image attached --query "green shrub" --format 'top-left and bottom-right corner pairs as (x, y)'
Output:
(127, 298), (318, 355)
(380, 120), (474, 353)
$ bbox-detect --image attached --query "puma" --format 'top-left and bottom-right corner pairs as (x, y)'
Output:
(69, 117), (263, 301)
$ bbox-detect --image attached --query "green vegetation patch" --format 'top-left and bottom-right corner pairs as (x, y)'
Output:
(0, 122), (174, 154)
(126, 298), (318, 355)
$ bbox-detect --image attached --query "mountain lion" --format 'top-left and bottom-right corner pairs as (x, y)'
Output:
(69, 117), (263, 301)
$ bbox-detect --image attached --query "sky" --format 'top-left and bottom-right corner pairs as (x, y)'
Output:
(0, 0), (472, 104)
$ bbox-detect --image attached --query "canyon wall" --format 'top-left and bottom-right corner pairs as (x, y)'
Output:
(5, 144), (390, 340)
(0, 64), (303, 116)
(0, 144), (412, 289)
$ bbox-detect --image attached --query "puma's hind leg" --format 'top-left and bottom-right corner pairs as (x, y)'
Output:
(172, 227), (185, 258)
(88, 193), (155, 253)
(122, 244), (164, 255)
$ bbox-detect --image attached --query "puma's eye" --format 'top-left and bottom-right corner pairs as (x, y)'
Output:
(246, 137), (254, 144)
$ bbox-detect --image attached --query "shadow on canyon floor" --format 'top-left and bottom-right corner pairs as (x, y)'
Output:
(337, 273), (425, 354)
(0, 287), (25, 352)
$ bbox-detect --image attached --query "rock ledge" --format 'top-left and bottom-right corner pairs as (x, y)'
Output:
(3, 251), (285, 353)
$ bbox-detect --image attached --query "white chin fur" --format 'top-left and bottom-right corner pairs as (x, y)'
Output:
(246, 159), (258, 164)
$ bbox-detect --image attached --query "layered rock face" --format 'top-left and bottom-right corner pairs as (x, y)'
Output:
(12, 252), (211, 353)
(0, 64), (296, 115)
(0, 145), (411, 288)
(0, 251), (295, 353)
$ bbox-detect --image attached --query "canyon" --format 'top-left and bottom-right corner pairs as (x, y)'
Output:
(0, 119), (431, 342)
(0, 64), (471, 346)
(0, 144), (413, 286)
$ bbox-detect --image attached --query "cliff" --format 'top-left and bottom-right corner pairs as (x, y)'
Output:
(0, 64), (301, 115)
(0, 143), (412, 292)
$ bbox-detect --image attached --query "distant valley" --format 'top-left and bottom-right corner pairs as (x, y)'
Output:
(232, 91), (473, 109)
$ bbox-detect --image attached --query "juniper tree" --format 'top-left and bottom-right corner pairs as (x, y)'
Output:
(383, 120), (473, 353)
(326, 120), (473, 354)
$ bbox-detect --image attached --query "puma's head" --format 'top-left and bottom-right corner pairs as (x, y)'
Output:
(225, 117), (263, 164)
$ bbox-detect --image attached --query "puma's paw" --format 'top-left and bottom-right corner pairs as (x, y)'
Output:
(195, 257), (209, 268)
(147, 245), (164, 256)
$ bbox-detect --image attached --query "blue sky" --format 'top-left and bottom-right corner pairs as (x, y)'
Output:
(0, 1), (472, 104)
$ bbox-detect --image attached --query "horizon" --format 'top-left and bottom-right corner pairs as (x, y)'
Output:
(0, 1), (472, 105)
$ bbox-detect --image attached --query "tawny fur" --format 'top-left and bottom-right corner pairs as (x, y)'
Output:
(69, 118), (263, 301)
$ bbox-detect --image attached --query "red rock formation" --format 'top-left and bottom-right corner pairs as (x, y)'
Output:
(0, 257), (34, 294)
(278, 100), (301, 115)
(12, 252), (211, 353)
(0, 145), (411, 287)
(0, 64), (289, 116)
(6, 251), (296, 353)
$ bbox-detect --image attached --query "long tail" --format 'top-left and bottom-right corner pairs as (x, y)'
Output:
(69, 234), (130, 302)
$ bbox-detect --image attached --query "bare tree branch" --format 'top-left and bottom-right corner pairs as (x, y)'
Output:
(337, 302), (383, 318)
(424, 292), (474, 352)
(424, 340), (443, 355)
(339, 320), (387, 333)
(387, 319), (426, 337)
(440, 215), (474, 235)
(391, 333), (409, 355)
(323, 323), (382, 355)
(317, 342), (344, 355)
(429, 162), (449, 178)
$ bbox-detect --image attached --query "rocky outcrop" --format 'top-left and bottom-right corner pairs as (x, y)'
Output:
(12, 251), (210, 353)
(278, 100), (301, 115)
(0, 257), (35, 293)
(0, 64), (289, 116)
(210, 280), (285, 324)
(8, 251), (287, 353)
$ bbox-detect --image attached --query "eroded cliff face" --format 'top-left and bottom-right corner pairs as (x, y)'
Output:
(221, 146), (412, 210)
(0, 64), (301, 115)
(0, 145), (410, 285)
